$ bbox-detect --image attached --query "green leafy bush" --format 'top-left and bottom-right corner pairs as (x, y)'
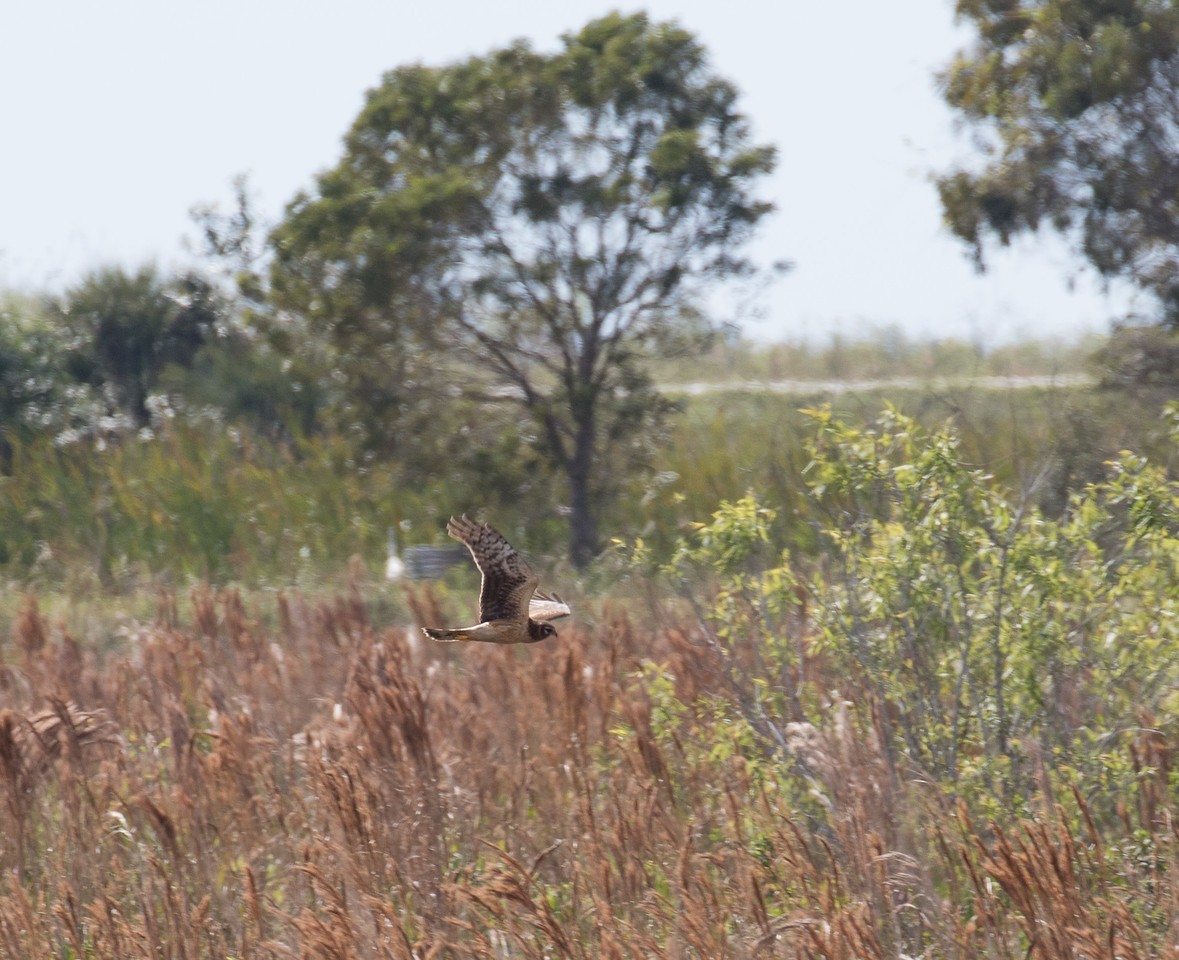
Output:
(666, 406), (1179, 820)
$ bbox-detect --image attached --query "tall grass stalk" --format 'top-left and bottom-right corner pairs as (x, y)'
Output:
(0, 585), (1175, 957)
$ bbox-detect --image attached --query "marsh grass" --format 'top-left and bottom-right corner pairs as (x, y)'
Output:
(1, 584), (1176, 958)
(647, 331), (1100, 386)
(0, 423), (415, 590)
(3, 339), (1179, 954)
(4, 372), (1164, 594)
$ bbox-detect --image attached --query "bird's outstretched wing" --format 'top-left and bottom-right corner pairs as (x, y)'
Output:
(447, 515), (538, 624)
(529, 591), (572, 623)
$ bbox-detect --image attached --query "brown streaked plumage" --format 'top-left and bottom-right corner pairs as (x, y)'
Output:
(422, 515), (570, 644)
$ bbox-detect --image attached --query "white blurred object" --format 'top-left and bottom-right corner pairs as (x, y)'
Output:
(385, 526), (406, 581)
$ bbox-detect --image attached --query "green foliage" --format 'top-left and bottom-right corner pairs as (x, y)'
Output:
(1, 272), (279, 456)
(0, 424), (399, 587)
(939, 0), (1179, 322)
(673, 494), (776, 577)
(1, 319), (1170, 597)
(658, 495), (806, 771)
(54, 266), (220, 428)
(0, 293), (75, 453)
(663, 407), (1179, 818)
(267, 11), (776, 565)
(157, 329), (327, 443)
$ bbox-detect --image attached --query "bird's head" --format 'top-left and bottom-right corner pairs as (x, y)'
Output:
(527, 620), (559, 643)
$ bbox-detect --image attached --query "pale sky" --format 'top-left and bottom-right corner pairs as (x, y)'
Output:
(0, 1), (1145, 344)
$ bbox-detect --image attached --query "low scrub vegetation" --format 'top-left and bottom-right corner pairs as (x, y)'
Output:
(4, 408), (1179, 956)
(3, 373), (1170, 592)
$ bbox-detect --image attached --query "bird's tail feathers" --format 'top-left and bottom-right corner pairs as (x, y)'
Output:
(422, 627), (468, 643)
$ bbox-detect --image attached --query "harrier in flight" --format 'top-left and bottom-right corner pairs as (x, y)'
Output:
(422, 515), (570, 644)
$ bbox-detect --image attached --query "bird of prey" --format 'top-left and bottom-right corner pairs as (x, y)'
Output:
(422, 515), (570, 644)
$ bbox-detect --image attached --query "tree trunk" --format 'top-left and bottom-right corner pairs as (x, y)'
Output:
(567, 414), (598, 569)
(568, 471), (597, 569)
(128, 378), (152, 428)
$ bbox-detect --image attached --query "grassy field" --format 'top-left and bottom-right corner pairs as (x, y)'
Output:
(648, 330), (1102, 385)
(3, 377), (1160, 592)
(0, 328), (1161, 592)
(3, 577), (1176, 958)
(4, 333), (1179, 956)
(6, 416), (1179, 956)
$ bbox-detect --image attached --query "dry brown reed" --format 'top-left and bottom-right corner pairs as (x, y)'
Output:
(0, 586), (1176, 958)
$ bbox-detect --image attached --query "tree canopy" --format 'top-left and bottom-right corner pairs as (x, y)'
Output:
(55, 266), (218, 429)
(938, 0), (1179, 322)
(268, 11), (777, 565)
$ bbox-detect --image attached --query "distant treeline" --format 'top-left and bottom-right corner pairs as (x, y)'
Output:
(3, 265), (1178, 589)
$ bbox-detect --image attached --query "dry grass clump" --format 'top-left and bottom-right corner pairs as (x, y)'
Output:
(0, 588), (1176, 957)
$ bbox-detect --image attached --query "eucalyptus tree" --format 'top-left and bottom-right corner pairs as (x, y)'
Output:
(939, 0), (1179, 322)
(269, 12), (776, 566)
